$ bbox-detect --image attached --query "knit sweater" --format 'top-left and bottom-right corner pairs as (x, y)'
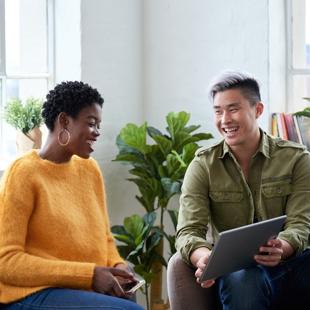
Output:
(0, 150), (124, 303)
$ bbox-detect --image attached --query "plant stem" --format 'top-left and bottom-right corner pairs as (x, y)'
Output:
(145, 283), (150, 310)
(160, 205), (164, 228)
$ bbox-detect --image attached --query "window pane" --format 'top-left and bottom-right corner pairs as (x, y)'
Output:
(5, 0), (48, 74)
(6, 78), (47, 102)
(291, 75), (310, 112)
(292, 0), (310, 69)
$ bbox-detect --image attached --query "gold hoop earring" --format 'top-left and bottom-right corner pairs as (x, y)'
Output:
(58, 128), (71, 146)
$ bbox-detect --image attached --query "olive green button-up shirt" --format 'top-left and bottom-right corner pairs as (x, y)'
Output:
(176, 130), (310, 264)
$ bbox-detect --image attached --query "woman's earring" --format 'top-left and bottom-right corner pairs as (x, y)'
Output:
(58, 128), (71, 146)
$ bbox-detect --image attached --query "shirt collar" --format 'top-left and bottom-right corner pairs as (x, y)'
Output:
(219, 129), (270, 159)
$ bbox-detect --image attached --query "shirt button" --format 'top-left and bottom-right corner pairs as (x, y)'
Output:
(277, 188), (282, 194)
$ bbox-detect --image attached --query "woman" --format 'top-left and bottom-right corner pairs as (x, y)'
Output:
(0, 81), (143, 310)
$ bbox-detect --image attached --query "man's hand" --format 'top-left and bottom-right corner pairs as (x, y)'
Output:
(190, 247), (215, 289)
(92, 266), (134, 298)
(254, 238), (294, 267)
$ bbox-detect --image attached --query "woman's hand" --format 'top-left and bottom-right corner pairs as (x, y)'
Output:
(92, 266), (134, 298)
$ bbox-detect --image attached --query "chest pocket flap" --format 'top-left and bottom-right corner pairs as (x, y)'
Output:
(209, 191), (243, 202)
(262, 182), (292, 198)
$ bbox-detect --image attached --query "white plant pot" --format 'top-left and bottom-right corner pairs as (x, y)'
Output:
(16, 127), (42, 154)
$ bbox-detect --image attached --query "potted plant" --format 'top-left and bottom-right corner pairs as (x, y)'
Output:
(112, 111), (213, 309)
(3, 97), (44, 153)
(112, 212), (163, 310)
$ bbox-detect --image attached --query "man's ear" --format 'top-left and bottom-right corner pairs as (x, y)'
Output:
(58, 112), (69, 128)
(255, 102), (264, 119)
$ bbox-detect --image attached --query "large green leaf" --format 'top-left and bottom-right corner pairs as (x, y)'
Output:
(173, 131), (195, 152)
(184, 124), (201, 133)
(111, 225), (128, 236)
(115, 135), (145, 157)
(181, 142), (199, 165)
(150, 134), (172, 157)
(113, 234), (133, 245)
(129, 167), (152, 179)
(166, 111), (190, 141)
(167, 209), (179, 230)
(136, 196), (155, 212)
(161, 178), (182, 197)
(143, 211), (157, 226)
(119, 123), (148, 153)
(147, 126), (163, 137)
(192, 132), (213, 140)
(124, 215), (144, 238)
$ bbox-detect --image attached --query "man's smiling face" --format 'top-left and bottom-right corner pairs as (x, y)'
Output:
(213, 88), (263, 148)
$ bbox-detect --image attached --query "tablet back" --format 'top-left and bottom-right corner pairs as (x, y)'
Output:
(200, 215), (287, 282)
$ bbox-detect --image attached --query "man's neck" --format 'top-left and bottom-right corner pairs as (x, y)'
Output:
(229, 129), (262, 179)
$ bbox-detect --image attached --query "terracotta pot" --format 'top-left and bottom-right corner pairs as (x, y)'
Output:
(16, 127), (42, 154)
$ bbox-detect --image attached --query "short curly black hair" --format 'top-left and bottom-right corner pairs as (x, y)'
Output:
(42, 81), (104, 131)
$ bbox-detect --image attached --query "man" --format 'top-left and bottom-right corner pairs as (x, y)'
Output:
(175, 71), (310, 309)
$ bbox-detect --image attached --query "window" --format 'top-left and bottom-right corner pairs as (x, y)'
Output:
(0, 0), (54, 167)
(287, 0), (310, 112)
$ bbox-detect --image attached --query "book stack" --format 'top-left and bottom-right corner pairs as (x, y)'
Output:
(271, 113), (310, 150)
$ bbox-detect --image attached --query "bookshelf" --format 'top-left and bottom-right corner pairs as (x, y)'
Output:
(271, 113), (310, 150)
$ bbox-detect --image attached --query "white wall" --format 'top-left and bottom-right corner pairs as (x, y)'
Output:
(55, 0), (81, 83)
(81, 0), (144, 225)
(269, 0), (287, 114)
(144, 0), (271, 140)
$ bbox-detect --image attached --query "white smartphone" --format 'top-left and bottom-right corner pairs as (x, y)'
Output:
(123, 279), (145, 294)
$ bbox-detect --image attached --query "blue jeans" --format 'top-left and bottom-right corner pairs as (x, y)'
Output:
(217, 249), (310, 310)
(1, 288), (144, 310)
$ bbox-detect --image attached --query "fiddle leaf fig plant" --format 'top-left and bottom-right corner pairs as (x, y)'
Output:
(114, 111), (213, 224)
(111, 212), (163, 310)
(112, 111), (213, 307)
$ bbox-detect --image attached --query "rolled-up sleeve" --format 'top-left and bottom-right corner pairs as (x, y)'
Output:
(278, 151), (310, 253)
(175, 157), (212, 265)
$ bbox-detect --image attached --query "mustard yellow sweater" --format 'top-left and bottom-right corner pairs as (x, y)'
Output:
(0, 150), (124, 303)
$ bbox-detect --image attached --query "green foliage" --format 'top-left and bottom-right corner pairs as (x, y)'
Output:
(113, 111), (213, 307)
(3, 98), (43, 134)
(111, 212), (164, 285)
(294, 98), (310, 118)
(114, 111), (213, 216)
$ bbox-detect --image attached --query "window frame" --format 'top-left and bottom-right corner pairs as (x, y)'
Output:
(0, 0), (55, 162)
(286, 0), (310, 112)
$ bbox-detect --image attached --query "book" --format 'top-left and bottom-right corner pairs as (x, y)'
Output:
(284, 113), (299, 143)
(271, 113), (279, 137)
(296, 116), (310, 150)
(293, 115), (303, 144)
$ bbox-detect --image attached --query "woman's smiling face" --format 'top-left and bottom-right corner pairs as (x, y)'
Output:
(66, 102), (102, 159)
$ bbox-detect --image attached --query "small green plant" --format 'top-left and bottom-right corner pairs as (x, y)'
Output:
(3, 98), (43, 134)
(111, 212), (163, 310)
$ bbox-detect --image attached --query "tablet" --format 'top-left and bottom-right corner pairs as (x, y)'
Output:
(199, 215), (287, 282)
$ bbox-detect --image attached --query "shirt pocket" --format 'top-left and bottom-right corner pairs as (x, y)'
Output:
(209, 191), (244, 230)
(261, 181), (292, 217)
